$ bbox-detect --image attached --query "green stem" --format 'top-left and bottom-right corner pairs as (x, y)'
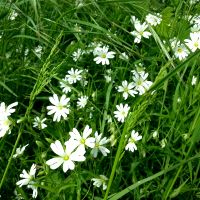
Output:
(103, 122), (128, 200)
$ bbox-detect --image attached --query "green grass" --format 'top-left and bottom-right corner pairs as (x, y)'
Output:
(0, 0), (200, 199)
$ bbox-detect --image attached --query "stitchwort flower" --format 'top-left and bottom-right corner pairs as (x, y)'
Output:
(93, 46), (115, 65)
(46, 140), (86, 172)
(125, 130), (142, 152)
(47, 94), (70, 122)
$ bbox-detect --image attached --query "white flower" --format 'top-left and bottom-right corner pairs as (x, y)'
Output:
(152, 131), (158, 138)
(117, 80), (137, 100)
(91, 175), (108, 190)
(104, 75), (112, 83)
(190, 0), (200, 4)
(173, 42), (189, 60)
(60, 78), (72, 94)
(65, 68), (83, 84)
(77, 96), (88, 109)
(93, 46), (115, 65)
(34, 45), (43, 58)
(47, 94), (70, 122)
(114, 103), (130, 123)
(46, 140), (86, 172)
(160, 138), (167, 148)
(33, 116), (47, 129)
(72, 48), (83, 61)
(130, 22), (151, 43)
(69, 125), (95, 152)
(91, 42), (103, 55)
(9, 10), (18, 20)
(145, 13), (162, 26)
(119, 52), (129, 60)
(0, 102), (18, 120)
(91, 132), (110, 158)
(16, 164), (36, 187)
(125, 130), (142, 152)
(13, 144), (29, 158)
(27, 184), (38, 198)
(191, 76), (197, 85)
(0, 117), (12, 138)
(184, 32), (200, 52)
(132, 71), (153, 95)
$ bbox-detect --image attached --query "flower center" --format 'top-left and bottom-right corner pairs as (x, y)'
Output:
(63, 155), (69, 160)
(101, 53), (107, 58)
(194, 42), (199, 48)
(95, 143), (99, 148)
(57, 103), (64, 110)
(130, 138), (136, 143)
(121, 111), (126, 116)
(124, 87), (129, 93)
(177, 48), (183, 53)
(136, 79), (143, 86)
(80, 138), (85, 144)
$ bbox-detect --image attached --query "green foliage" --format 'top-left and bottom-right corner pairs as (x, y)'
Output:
(0, 0), (200, 199)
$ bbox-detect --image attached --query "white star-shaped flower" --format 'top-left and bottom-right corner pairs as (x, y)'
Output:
(91, 175), (108, 190)
(117, 80), (137, 100)
(33, 117), (47, 129)
(65, 68), (83, 84)
(93, 46), (115, 65)
(132, 71), (153, 95)
(47, 94), (70, 122)
(130, 22), (151, 43)
(69, 125), (95, 152)
(114, 103), (130, 123)
(77, 96), (88, 109)
(46, 140), (86, 173)
(91, 132), (110, 158)
(125, 130), (142, 152)
(16, 164), (36, 187)
(184, 32), (200, 52)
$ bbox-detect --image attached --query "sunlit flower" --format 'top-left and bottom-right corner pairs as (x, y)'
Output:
(94, 46), (115, 65)
(9, 10), (18, 20)
(130, 22), (151, 43)
(132, 71), (153, 95)
(27, 184), (38, 198)
(69, 125), (95, 152)
(145, 13), (162, 26)
(173, 42), (189, 60)
(65, 68), (83, 84)
(114, 103), (130, 123)
(46, 140), (86, 172)
(60, 78), (72, 94)
(119, 52), (129, 60)
(91, 132), (110, 158)
(47, 94), (70, 122)
(184, 32), (200, 52)
(34, 45), (43, 58)
(77, 96), (88, 109)
(117, 80), (137, 100)
(16, 164), (36, 187)
(33, 117), (47, 129)
(160, 138), (167, 148)
(72, 48), (83, 61)
(91, 175), (108, 190)
(125, 130), (142, 152)
(191, 75), (197, 85)
(13, 144), (29, 158)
